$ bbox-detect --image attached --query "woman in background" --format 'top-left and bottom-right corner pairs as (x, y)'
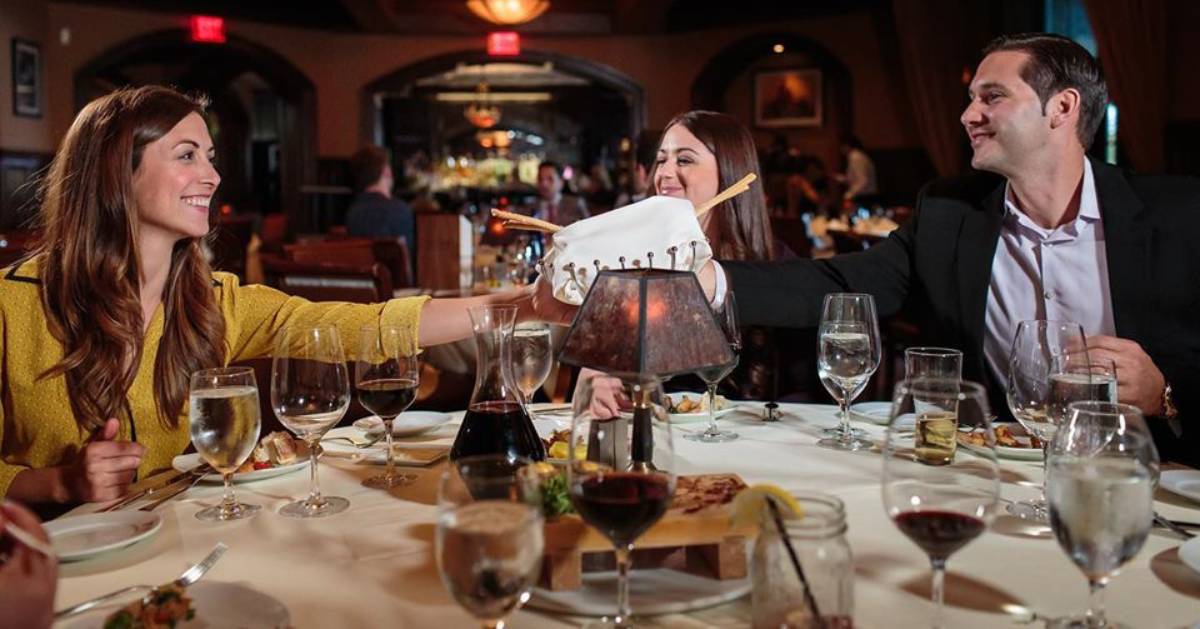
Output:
(0, 86), (550, 506)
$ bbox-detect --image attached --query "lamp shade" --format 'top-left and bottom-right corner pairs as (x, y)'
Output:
(558, 269), (734, 378)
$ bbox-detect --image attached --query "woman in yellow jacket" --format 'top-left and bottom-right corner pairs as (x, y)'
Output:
(0, 85), (555, 506)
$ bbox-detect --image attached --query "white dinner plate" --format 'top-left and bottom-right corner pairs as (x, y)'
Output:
(172, 453), (308, 484)
(1161, 470), (1200, 505)
(527, 568), (750, 616)
(352, 411), (453, 437)
(59, 580), (291, 629)
(850, 401), (894, 424)
(956, 439), (1043, 461)
(46, 512), (162, 562)
(1179, 537), (1200, 576)
(666, 392), (736, 425)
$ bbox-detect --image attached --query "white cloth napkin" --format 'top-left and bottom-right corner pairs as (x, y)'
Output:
(542, 195), (712, 304)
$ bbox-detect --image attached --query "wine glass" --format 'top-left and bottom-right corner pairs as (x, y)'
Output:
(1046, 401), (1157, 629)
(356, 325), (420, 489)
(511, 321), (553, 417)
(569, 375), (675, 628)
(188, 366), (262, 522)
(817, 293), (881, 450)
(272, 324), (352, 518)
(1006, 319), (1089, 521)
(686, 292), (742, 443)
(436, 454), (543, 629)
(882, 379), (1000, 629)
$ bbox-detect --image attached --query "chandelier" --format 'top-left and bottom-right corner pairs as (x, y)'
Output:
(466, 0), (550, 25)
(464, 83), (501, 129)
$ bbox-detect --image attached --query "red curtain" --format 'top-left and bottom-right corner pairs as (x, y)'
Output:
(1084, 0), (1168, 172)
(892, 0), (972, 177)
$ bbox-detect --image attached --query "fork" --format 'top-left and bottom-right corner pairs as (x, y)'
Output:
(54, 542), (228, 620)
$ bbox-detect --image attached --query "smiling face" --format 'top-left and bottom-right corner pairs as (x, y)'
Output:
(653, 123), (719, 209)
(130, 112), (220, 244)
(961, 51), (1054, 176)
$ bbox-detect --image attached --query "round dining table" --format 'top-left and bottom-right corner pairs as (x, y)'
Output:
(55, 403), (1200, 628)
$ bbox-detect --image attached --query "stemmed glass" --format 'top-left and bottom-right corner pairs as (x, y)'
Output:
(569, 375), (675, 628)
(1006, 320), (1093, 521)
(356, 325), (420, 489)
(188, 366), (262, 522)
(272, 324), (352, 518)
(817, 293), (881, 450)
(686, 292), (742, 443)
(436, 454), (543, 629)
(511, 321), (553, 418)
(882, 379), (1000, 629)
(1046, 402), (1157, 629)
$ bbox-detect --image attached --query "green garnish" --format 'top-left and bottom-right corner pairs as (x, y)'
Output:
(541, 472), (574, 517)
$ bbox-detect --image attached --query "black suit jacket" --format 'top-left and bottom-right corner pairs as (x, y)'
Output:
(723, 159), (1200, 466)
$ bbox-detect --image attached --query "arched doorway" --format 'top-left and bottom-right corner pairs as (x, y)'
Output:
(75, 29), (317, 222)
(361, 50), (645, 212)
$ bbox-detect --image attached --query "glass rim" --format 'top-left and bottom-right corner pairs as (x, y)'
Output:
(893, 377), (987, 395)
(190, 366), (254, 384)
(467, 303), (518, 315)
(904, 346), (963, 357)
(1014, 318), (1083, 331)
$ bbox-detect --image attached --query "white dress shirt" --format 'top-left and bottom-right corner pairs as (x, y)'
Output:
(983, 158), (1115, 385)
(844, 148), (878, 200)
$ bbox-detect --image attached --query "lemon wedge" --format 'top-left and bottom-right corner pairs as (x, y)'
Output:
(730, 484), (803, 528)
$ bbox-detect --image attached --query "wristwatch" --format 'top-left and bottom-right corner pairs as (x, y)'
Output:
(1161, 382), (1179, 419)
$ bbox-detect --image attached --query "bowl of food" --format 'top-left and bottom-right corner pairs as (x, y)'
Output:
(666, 392), (735, 424)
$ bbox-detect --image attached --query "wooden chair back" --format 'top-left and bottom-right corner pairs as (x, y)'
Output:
(261, 257), (393, 303)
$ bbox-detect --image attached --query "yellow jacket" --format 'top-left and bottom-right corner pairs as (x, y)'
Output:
(0, 258), (429, 499)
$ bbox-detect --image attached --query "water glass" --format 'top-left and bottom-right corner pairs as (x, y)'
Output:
(436, 455), (543, 629)
(188, 366), (262, 522)
(511, 321), (553, 409)
(1046, 401), (1156, 629)
(817, 293), (881, 451)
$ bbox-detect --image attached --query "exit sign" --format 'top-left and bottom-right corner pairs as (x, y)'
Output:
(189, 15), (226, 44)
(487, 31), (520, 56)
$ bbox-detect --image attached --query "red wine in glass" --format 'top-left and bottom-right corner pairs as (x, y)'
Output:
(356, 377), (418, 418)
(451, 400), (546, 462)
(570, 472), (672, 547)
(893, 510), (986, 562)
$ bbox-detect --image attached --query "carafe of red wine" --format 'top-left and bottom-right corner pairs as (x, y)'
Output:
(450, 305), (546, 462)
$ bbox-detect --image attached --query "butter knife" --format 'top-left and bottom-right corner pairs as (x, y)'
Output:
(139, 469), (208, 512)
(99, 467), (200, 513)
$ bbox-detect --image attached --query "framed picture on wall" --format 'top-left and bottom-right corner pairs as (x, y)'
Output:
(11, 38), (42, 118)
(754, 68), (821, 128)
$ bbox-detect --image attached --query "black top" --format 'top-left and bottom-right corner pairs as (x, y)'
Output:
(722, 159), (1200, 466)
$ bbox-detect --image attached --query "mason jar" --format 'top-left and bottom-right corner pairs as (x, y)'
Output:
(751, 491), (853, 628)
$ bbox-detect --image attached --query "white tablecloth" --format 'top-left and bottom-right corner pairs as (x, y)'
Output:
(55, 404), (1200, 627)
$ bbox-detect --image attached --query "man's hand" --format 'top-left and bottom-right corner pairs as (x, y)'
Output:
(1087, 335), (1166, 416)
(0, 501), (56, 629)
(61, 418), (145, 503)
(525, 275), (577, 326)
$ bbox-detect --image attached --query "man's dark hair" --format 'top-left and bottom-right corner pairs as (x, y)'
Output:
(983, 32), (1108, 148)
(538, 160), (562, 177)
(350, 145), (389, 192)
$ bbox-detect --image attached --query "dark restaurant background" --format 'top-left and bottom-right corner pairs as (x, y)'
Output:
(1, 0), (1196, 230)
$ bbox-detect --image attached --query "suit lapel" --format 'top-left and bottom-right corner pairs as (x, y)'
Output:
(957, 185), (1004, 364)
(1091, 159), (1149, 340)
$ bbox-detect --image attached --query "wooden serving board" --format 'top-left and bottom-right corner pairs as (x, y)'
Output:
(541, 473), (756, 591)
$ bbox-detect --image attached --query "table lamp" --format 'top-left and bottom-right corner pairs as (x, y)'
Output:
(558, 269), (735, 467)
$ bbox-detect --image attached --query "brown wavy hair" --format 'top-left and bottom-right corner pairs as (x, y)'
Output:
(33, 85), (226, 432)
(649, 110), (774, 262)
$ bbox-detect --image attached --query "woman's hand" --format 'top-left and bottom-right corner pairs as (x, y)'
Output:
(575, 368), (627, 419)
(61, 418), (145, 503)
(0, 501), (57, 629)
(518, 275), (577, 326)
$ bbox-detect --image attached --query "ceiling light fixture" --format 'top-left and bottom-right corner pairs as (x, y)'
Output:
(466, 0), (550, 26)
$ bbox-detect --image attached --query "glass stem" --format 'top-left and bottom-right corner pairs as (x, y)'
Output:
(838, 395), (851, 439)
(306, 438), (323, 507)
(930, 559), (946, 629)
(383, 417), (395, 481)
(221, 473), (236, 517)
(705, 383), (719, 436)
(614, 544), (633, 628)
(1087, 578), (1107, 627)
(1039, 442), (1050, 513)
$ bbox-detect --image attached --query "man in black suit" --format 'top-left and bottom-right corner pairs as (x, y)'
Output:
(696, 33), (1199, 465)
